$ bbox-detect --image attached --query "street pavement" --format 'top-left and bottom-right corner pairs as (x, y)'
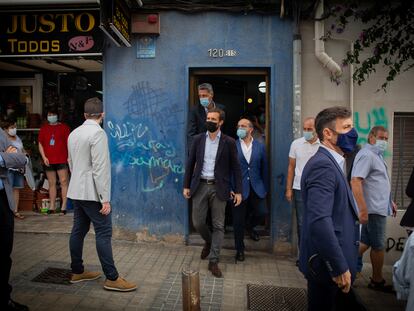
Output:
(9, 212), (406, 311)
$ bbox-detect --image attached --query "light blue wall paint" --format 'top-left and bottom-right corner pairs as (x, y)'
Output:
(103, 11), (293, 245)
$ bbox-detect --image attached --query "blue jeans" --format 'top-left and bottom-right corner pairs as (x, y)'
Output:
(294, 190), (304, 246)
(69, 200), (118, 281)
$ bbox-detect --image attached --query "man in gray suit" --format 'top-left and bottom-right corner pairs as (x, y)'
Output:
(0, 128), (29, 311)
(68, 98), (136, 292)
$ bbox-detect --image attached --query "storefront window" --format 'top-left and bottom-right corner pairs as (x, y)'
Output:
(0, 85), (33, 127)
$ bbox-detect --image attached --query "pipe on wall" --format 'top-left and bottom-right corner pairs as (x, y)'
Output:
(293, 35), (302, 139)
(315, 0), (342, 78)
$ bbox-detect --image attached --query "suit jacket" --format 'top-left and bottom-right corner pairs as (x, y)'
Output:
(0, 128), (26, 210)
(187, 102), (225, 147)
(299, 147), (360, 283)
(67, 119), (111, 203)
(184, 132), (242, 201)
(236, 139), (268, 200)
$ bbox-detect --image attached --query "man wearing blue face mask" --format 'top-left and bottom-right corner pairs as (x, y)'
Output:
(299, 106), (360, 310)
(231, 118), (268, 262)
(351, 126), (397, 293)
(187, 83), (225, 149)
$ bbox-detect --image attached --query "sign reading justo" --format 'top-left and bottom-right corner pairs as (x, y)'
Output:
(0, 9), (103, 57)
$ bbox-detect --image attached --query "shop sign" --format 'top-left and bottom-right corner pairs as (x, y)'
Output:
(100, 0), (131, 47)
(0, 9), (103, 57)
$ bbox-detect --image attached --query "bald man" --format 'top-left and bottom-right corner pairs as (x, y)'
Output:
(286, 117), (320, 256)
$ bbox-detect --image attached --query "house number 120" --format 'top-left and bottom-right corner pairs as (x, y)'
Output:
(208, 49), (237, 58)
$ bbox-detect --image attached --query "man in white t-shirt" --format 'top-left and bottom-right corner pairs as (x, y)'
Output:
(286, 117), (320, 253)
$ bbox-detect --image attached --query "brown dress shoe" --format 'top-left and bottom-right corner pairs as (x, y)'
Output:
(200, 243), (211, 260)
(104, 277), (137, 292)
(70, 271), (101, 283)
(208, 262), (223, 278)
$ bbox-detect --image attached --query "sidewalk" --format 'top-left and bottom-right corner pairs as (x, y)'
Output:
(10, 213), (406, 311)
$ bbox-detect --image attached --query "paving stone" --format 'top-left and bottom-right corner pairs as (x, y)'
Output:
(8, 230), (405, 311)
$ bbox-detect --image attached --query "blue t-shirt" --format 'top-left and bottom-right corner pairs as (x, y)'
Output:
(351, 143), (392, 216)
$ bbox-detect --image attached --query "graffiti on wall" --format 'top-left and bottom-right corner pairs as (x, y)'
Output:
(386, 236), (406, 252)
(108, 81), (185, 192)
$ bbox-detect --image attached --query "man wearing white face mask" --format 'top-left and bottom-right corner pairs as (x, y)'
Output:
(351, 126), (397, 293)
(38, 108), (70, 215)
(286, 117), (320, 260)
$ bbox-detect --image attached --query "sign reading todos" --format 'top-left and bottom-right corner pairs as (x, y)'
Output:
(0, 9), (103, 57)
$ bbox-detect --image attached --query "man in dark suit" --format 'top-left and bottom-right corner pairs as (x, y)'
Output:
(183, 108), (242, 278)
(0, 128), (29, 311)
(232, 118), (268, 262)
(187, 83), (225, 148)
(299, 106), (360, 311)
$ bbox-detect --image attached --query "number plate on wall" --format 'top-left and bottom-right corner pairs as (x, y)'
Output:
(208, 49), (237, 58)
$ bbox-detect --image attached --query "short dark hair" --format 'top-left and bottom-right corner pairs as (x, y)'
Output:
(315, 106), (352, 141)
(369, 125), (388, 137)
(47, 107), (58, 115)
(239, 117), (254, 128)
(1, 118), (16, 130)
(84, 97), (103, 118)
(207, 108), (225, 121)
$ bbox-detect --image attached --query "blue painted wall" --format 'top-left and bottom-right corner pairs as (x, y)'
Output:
(103, 11), (293, 248)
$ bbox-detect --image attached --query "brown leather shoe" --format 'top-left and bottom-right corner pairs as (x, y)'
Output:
(208, 262), (223, 278)
(104, 277), (137, 292)
(70, 271), (101, 283)
(200, 243), (211, 260)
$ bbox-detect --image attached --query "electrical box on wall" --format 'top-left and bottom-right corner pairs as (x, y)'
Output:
(132, 13), (160, 35)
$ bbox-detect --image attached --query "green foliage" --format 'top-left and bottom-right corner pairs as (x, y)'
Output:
(323, 1), (414, 91)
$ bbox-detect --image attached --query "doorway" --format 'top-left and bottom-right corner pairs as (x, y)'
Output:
(188, 68), (271, 248)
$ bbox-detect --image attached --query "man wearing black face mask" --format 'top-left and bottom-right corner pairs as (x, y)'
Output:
(183, 108), (242, 278)
(299, 106), (360, 311)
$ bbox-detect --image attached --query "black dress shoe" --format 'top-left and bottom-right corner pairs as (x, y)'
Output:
(250, 231), (260, 241)
(200, 243), (211, 260)
(235, 251), (245, 263)
(8, 299), (29, 311)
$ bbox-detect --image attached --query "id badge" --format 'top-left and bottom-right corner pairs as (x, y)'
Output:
(50, 137), (55, 146)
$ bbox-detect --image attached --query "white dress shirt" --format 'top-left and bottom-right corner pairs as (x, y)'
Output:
(321, 145), (345, 173)
(240, 137), (253, 163)
(201, 131), (221, 179)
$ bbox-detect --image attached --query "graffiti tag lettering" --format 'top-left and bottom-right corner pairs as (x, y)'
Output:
(386, 237), (405, 252)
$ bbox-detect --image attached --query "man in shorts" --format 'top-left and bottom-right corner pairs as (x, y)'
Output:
(351, 126), (397, 292)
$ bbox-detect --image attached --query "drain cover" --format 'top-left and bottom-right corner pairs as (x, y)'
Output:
(32, 267), (72, 285)
(247, 284), (307, 311)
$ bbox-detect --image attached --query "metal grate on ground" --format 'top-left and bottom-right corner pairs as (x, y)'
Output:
(247, 284), (307, 311)
(150, 272), (223, 311)
(32, 267), (72, 285)
(11, 261), (102, 295)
